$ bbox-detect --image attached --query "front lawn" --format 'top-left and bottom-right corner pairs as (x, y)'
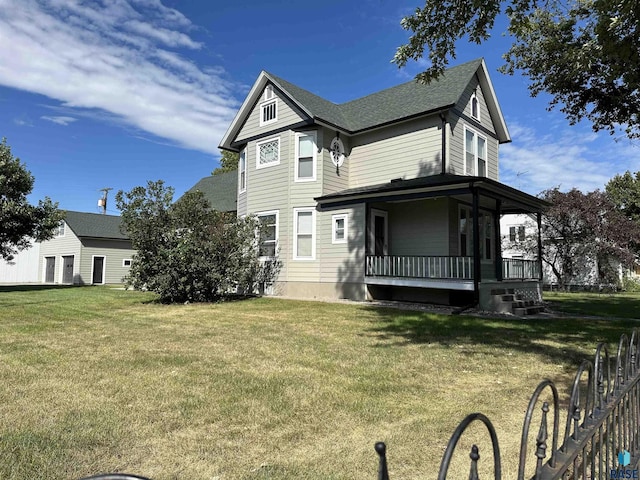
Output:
(544, 290), (640, 319)
(0, 286), (636, 479)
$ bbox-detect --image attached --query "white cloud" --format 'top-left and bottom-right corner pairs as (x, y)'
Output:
(41, 115), (77, 126)
(0, 0), (239, 154)
(500, 122), (640, 195)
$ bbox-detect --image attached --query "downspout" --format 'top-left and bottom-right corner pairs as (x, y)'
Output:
(439, 112), (447, 175)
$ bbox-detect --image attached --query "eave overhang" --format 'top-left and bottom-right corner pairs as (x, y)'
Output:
(314, 174), (549, 213)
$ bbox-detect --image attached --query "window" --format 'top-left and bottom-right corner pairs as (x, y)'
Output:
(55, 222), (65, 237)
(509, 226), (526, 242)
(293, 208), (316, 260)
(122, 259), (132, 267)
(459, 206), (493, 260)
(464, 127), (487, 177)
(239, 149), (246, 192)
(332, 214), (348, 244)
(256, 137), (280, 169)
(260, 86), (277, 126)
(257, 211), (278, 258)
(295, 132), (316, 181)
(471, 92), (480, 121)
(264, 85), (274, 100)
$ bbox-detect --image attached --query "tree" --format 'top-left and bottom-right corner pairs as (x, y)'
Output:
(394, 0), (640, 138)
(606, 171), (640, 225)
(212, 150), (239, 175)
(115, 180), (279, 303)
(510, 188), (639, 289)
(0, 138), (64, 261)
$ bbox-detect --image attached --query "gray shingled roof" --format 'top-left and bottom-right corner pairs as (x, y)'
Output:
(63, 211), (128, 240)
(267, 58), (483, 133)
(185, 170), (238, 213)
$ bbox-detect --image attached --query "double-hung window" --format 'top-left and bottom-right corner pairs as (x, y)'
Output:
(257, 211), (278, 258)
(332, 214), (348, 244)
(256, 137), (280, 169)
(295, 132), (316, 181)
(260, 86), (277, 126)
(509, 226), (526, 242)
(464, 127), (487, 177)
(293, 208), (316, 260)
(239, 149), (246, 193)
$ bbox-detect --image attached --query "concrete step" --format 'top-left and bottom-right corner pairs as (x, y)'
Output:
(513, 305), (545, 316)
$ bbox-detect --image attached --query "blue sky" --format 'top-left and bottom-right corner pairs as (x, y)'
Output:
(2, 0), (639, 214)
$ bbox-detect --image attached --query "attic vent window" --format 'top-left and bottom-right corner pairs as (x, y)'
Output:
(260, 99), (277, 126)
(264, 85), (274, 101)
(471, 92), (480, 121)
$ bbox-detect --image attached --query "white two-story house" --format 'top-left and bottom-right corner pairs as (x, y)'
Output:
(219, 58), (547, 310)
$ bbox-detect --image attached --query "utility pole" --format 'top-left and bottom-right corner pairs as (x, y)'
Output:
(98, 188), (113, 215)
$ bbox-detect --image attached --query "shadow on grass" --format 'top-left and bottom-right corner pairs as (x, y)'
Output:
(545, 292), (640, 320)
(360, 305), (639, 369)
(0, 284), (76, 293)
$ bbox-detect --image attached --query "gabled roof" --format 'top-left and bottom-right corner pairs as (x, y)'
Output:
(185, 170), (238, 213)
(63, 211), (128, 240)
(220, 58), (510, 150)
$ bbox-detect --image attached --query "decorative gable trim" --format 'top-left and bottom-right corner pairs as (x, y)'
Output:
(219, 72), (314, 152)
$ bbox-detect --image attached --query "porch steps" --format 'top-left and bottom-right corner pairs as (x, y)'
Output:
(490, 288), (545, 316)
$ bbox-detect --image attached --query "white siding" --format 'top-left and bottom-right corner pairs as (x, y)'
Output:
(0, 241), (40, 283)
(38, 229), (83, 283)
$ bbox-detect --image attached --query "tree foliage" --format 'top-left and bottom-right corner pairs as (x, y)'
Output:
(606, 171), (640, 225)
(394, 0), (640, 138)
(212, 150), (239, 175)
(115, 180), (280, 303)
(0, 138), (64, 261)
(510, 187), (639, 288)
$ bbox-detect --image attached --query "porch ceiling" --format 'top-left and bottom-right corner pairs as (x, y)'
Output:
(315, 174), (549, 214)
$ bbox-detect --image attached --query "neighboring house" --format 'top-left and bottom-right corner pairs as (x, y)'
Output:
(185, 170), (238, 214)
(39, 211), (134, 285)
(219, 58), (548, 310)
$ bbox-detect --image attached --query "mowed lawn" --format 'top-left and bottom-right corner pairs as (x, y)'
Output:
(0, 287), (638, 480)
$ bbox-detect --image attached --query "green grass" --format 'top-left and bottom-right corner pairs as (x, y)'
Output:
(545, 290), (640, 319)
(0, 286), (638, 479)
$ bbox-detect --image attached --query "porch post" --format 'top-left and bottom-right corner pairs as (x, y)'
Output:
(472, 187), (481, 304)
(495, 200), (503, 281)
(537, 212), (543, 281)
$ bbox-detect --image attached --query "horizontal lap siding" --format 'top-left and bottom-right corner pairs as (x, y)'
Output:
(318, 205), (365, 283)
(80, 239), (136, 284)
(387, 199), (450, 256)
(451, 78), (500, 181)
(38, 231), (82, 282)
(349, 117), (442, 188)
(321, 126), (349, 195)
(236, 90), (308, 143)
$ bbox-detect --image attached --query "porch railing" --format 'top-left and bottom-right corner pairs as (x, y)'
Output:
(366, 255), (473, 280)
(502, 258), (540, 280)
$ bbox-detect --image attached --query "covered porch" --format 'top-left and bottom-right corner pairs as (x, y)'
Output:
(316, 174), (548, 309)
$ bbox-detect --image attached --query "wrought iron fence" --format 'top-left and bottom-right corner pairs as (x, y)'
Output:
(366, 255), (474, 280)
(375, 329), (640, 479)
